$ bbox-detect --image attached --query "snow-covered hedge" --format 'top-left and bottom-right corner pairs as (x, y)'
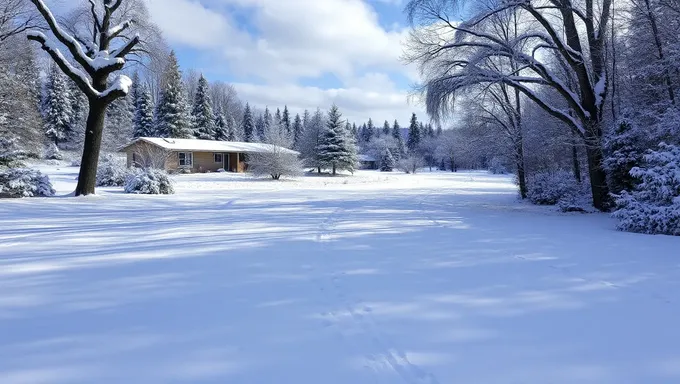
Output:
(96, 162), (130, 187)
(0, 137), (27, 167)
(0, 168), (55, 198)
(527, 170), (590, 210)
(613, 143), (680, 236)
(124, 169), (174, 195)
(398, 156), (424, 174)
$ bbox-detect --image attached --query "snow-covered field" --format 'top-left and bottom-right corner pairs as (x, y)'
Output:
(1, 164), (680, 384)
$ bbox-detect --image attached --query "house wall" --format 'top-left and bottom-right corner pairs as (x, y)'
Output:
(124, 143), (247, 173)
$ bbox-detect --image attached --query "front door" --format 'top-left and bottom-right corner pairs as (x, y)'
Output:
(224, 153), (230, 172)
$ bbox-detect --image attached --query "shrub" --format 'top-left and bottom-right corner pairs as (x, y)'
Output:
(44, 143), (63, 160)
(0, 168), (55, 198)
(613, 143), (680, 235)
(124, 168), (174, 195)
(248, 144), (303, 180)
(397, 156), (424, 174)
(488, 156), (508, 174)
(527, 170), (587, 206)
(96, 162), (130, 187)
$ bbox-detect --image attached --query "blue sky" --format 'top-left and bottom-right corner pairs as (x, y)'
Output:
(144, 0), (426, 124)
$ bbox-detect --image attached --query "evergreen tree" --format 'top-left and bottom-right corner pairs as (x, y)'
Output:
(227, 114), (238, 141)
(282, 105), (291, 134)
(436, 125), (443, 136)
(407, 113), (421, 154)
(43, 64), (72, 146)
(104, 94), (134, 148)
(67, 78), (88, 147)
(214, 112), (228, 141)
(604, 120), (645, 194)
(242, 103), (255, 142)
(427, 123), (435, 137)
(351, 123), (358, 141)
(380, 148), (395, 172)
(392, 119), (405, 157)
(191, 74), (216, 140)
(300, 108), (325, 172)
(133, 84), (154, 138)
(383, 120), (391, 135)
(302, 109), (310, 130)
(258, 107), (272, 141)
(155, 51), (192, 138)
(275, 108), (282, 126)
(317, 105), (358, 175)
(361, 118), (375, 143)
(292, 113), (304, 149)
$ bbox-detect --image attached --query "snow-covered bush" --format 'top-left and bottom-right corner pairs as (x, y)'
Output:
(44, 143), (63, 160)
(124, 168), (174, 195)
(488, 156), (508, 174)
(380, 149), (395, 172)
(527, 170), (587, 206)
(0, 168), (55, 198)
(397, 156), (424, 174)
(0, 137), (27, 167)
(248, 146), (303, 180)
(96, 162), (130, 187)
(613, 143), (680, 235)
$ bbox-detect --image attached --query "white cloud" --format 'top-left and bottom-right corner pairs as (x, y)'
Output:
(145, 0), (426, 124)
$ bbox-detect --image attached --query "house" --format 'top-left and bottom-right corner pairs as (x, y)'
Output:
(119, 137), (300, 173)
(358, 154), (378, 170)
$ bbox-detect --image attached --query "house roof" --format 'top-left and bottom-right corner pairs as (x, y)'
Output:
(120, 137), (300, 155)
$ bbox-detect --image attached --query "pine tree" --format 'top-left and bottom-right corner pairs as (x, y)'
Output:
(214, 112), (228, 141)
(351, 123), (358, 141)
(275, 108), (282, 126)
(604, 120), (645, 194)
(427, 124), (435, 137)
(380, 148), (395, 172)
(67, 78), (88, 147)
(191, 74), (216, 140)
(155, 51), (192, 138)
(134, 84), (154, 138)
(43, 64), (72, 146)
(392, 119), (405, 158)
(302, 109), (310, 129)
(242, 103), (255, 142)
(361, 118), (375, 143)
(282, 105), (291, 134)
(293, 113), (304, 149)
(383, 120), (391, 135)
(407, 113), (421, 154)
(227, 115), (238, 141)
(104, 94), (133, 148)
(258, 107), (272, 141)
(317, 105), (358, 175)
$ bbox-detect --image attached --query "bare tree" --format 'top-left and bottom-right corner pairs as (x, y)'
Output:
(247, 126), (302, 180)
(405, 0), (614, 210)
(26, 0), (154, 196)
(0, 0), (42, 45)
(131, 141), (170, 169)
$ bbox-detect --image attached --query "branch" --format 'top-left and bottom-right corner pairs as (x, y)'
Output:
(27, 31), (97, 98)
(27, 0), (93, 73)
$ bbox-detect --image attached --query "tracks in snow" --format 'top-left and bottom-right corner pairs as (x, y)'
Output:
(313, 205), (440, 384)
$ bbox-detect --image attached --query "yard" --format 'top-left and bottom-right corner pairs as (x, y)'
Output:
(1, 165), (679, 383)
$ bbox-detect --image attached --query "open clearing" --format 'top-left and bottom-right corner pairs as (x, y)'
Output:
(1, 166), (679, 384)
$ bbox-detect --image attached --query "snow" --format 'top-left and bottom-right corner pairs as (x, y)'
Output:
(100, 75), (132, 98)
(123, 137), (300, 155)
(2, 163), (680, 383)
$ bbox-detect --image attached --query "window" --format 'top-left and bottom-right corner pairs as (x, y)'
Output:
(178, 152), (193, 167)
(214, 153), (223, 163)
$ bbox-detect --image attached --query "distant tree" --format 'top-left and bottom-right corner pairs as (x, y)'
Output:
(227, 114), (238, 141)
(155, 51), (192, 138)
(104, 94), (133, 149)
(67, 78), (88, 147)
(317, 105), (358, 175)
(248, 124), (302, 180)
(282, 105), (291, 134)
(380, 148), (395, 172)
(242, 103), (255, 142)
(134, 84), (154, 138)
(299, 108), (325, 172)
(43, 64), (72, 146)
(392, 119), (404, 158)
(382, 120), (391, 135)
(275, 108), (282, 126)
(214, 112), (228, 141)
(292, 113), (304, 149)
(191, 74), (216, 140)
(407, 113), (421, 154)
(361, 118), (375, 143)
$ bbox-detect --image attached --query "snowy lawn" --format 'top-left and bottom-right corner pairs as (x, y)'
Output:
(1, 165), (680, 384)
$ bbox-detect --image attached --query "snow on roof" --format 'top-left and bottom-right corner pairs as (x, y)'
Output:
(358, 154), (377, 162)
(120, 137), (300, 155)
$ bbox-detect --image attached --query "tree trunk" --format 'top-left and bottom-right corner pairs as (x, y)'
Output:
(450, 156), (456, 172)
(571, 137), (582, 183)
(515, 143), (527, 199)
(332, 164), (336, 175)
(317, 167), (321, 174)
(584, 132), (611, 211)
(75, 101), (106, 196)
